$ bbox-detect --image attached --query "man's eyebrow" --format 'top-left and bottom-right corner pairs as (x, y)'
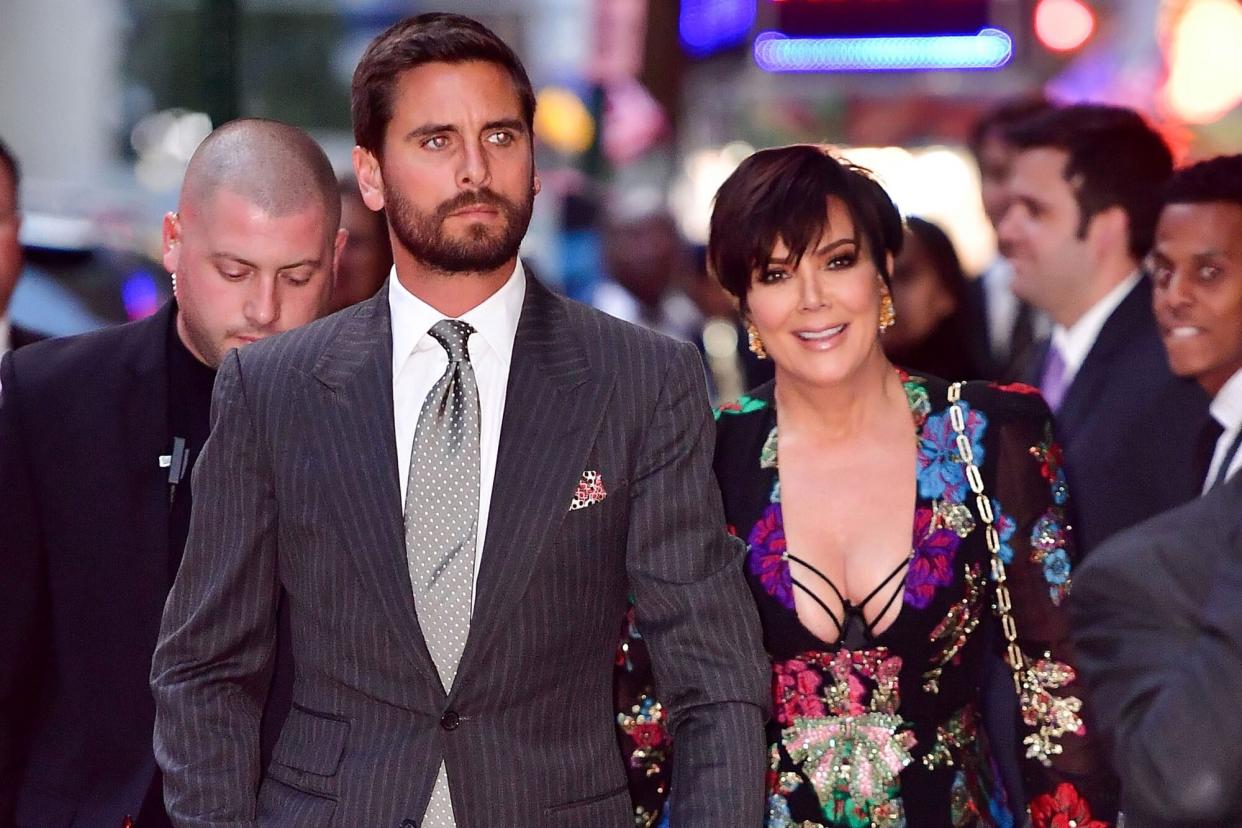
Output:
(211, 252), (259, 269)
(405, 123), (459, 141)
(483, 118), (527, 134)
(210, 253), (322, 271)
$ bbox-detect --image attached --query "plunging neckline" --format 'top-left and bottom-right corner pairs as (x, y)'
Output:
(767, 370), (925, 651)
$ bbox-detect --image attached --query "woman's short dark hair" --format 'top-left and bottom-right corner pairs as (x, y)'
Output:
(351, 13), (537, 156)
(708, 144), (904, 309)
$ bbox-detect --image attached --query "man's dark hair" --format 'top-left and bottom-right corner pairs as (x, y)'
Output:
(1006, 104), (1174, 260)
(351, 13), (537, 156)
(967, 95), (1053, 160)
(708, 144), (904, 309)
(0, 136), (20, 194)
(1163, 154), (1242, 210)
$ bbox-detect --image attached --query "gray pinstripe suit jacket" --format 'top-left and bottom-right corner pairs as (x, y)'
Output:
(150, 274), (770, 827)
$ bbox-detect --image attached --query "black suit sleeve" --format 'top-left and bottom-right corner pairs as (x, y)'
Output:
(0, 352), (51, 825)
(1072, 480), (1242, 822)
(151, 348), (279, 827)
(626, 342), (770, 827)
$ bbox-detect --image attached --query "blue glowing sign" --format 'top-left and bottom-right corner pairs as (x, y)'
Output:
(680, 0), (757, 56)
(753, 28), (1013, 72)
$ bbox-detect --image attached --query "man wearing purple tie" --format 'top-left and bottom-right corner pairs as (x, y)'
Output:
(996, 104), (1208, 553)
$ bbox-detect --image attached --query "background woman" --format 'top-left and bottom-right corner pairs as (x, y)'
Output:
(883, 216), (986, 382)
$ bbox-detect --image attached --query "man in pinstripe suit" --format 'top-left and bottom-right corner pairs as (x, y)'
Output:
(151, 14), (769, 828)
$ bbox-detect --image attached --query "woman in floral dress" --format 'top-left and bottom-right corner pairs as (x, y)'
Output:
(617, 144), (1114, 827)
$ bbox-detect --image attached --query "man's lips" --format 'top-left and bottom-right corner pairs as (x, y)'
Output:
(448, 205), (499, 218)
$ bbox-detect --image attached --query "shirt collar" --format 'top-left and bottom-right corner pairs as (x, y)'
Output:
(1210, 368), (1242, 431)
(0, 315), (10, 354)
(389, 259), (527, 376)
(1050, 271), (1142, 378)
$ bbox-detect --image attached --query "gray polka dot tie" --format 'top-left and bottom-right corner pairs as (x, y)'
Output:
(404, 319), (479, 827)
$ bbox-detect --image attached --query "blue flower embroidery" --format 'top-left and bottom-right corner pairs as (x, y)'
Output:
(1031, 510), (1065, 553)
(1043, 549), (1072, 606)
(991, 498), (1016, 565)
(917, 403), (987, 501)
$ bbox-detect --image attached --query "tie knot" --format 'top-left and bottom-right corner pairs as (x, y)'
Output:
(429, 319), (475, 363)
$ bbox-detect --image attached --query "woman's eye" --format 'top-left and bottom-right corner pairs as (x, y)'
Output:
(759, 269), (788, 284)
(826, 252), (857, 269)
(1199, 266), (1222, 282)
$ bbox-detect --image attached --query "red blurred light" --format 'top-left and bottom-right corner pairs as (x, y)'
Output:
(1034, 0), (1096, 52)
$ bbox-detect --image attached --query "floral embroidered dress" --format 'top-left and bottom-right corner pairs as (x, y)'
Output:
(616, 371), (1114, 827)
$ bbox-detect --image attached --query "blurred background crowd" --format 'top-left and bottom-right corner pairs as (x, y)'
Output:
(5, 0), (1242, 402)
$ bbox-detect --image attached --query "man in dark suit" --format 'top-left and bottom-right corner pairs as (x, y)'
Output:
(1072, 474), (1242, 826)
(150, 14), (769, 828)
(0, 119), (345, 828)
(997, 105), (1208, 554)
(0, 138), (46, 362)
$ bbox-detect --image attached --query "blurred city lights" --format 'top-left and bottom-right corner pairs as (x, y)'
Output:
(121, 271), (162, 321)
(679, 0), (756, 56)
(534, 86), (596, 155)
(1034, 0), (1096, 52)
(131, 109), (213, 192)
(752, 28), (1013, 73)
(671, 141), (755, 244)
(1164, 0), (1242, 124)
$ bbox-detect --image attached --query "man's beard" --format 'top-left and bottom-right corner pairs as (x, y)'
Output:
(384, 180), (533, 274)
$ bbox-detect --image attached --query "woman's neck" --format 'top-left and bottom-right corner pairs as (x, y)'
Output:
(774, 349), (903, 442)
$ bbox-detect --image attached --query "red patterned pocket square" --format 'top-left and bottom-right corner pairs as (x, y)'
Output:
(570, 470), (607, 510)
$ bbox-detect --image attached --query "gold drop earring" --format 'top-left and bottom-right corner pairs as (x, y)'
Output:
(878, 290), (896, 333)
(747, 322), (768, 359)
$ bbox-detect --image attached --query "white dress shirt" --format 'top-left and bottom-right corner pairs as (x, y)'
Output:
(1204, 367), (1242, 492)
(390, 261), (526, 610)
(1049, 272), (1142, 389)
(980, 256), (1021, 361)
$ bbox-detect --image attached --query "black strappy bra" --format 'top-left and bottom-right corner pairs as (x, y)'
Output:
(785, 551), (913, 649)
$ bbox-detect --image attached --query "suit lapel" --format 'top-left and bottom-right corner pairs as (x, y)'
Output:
(1057, 279), (1150, 441)
(454, 277), (611, 689)
(122, 305), (174, 592)
(308, 292), (439, 684)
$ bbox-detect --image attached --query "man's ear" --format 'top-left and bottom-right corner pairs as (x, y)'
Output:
(161, 211), (182, 277)
(353, 146), (386, 212)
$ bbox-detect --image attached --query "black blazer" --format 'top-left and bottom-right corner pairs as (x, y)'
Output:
(0, 305), (291, 828)
(9, 323), (46, 350)
(1072, 475), (1242, 826)
(0, 305), (177, 827)
(1029, 279), (1209, 554)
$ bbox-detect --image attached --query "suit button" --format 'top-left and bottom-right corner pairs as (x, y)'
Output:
(440, 710), (460, 731)
(401, 820), (418, 828)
